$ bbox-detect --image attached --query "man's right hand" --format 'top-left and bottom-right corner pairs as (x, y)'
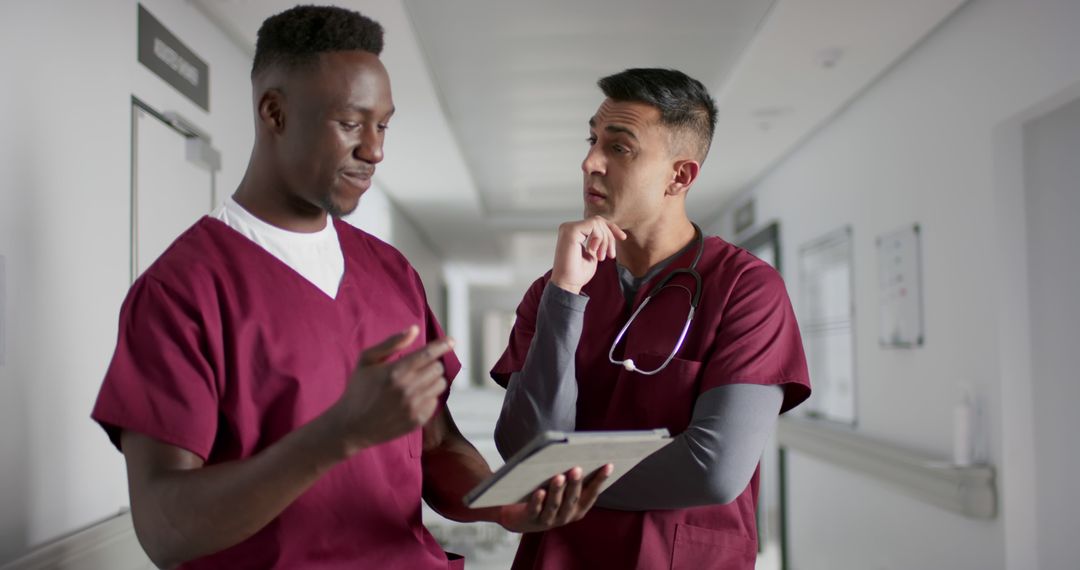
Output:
(121, 326), (453, 568)
(330, 326), (453, 456)
(550, 216), (627, 295)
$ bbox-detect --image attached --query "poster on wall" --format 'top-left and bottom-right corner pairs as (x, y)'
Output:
(797, 227), (856, 425)
(876, 224), (924, 348)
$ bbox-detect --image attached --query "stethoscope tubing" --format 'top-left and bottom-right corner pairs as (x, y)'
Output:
(608, 223), (705, 375)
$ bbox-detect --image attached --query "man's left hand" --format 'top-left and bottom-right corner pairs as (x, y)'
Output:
(497, 464), (613, 533)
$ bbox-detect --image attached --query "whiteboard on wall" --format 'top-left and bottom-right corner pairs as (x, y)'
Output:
(797, 227), (856, 425)
(877, 225), (924, 348)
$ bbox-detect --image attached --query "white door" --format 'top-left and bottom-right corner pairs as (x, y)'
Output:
(1023, 95), (1080, 570)
(132, 102), (215, 279)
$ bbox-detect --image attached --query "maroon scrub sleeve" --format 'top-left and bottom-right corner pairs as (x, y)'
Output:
(92, 275), (220, 461)
(489, 274), (548, 388)
(702, 264), (811, 413)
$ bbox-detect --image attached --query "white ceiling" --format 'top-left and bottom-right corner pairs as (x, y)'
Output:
(404, 0), (775, 220)
(194, 0), (967, 266)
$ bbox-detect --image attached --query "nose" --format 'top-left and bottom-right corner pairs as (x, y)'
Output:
(355, 125), (384, 164)
(581, 144), (604, 176)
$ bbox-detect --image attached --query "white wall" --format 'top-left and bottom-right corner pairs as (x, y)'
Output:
(0, 0), (253, 562)
(710, 0), (1080, 568)
(469, 285), (529, 388)
(1023, 95), (1080, 570)
(344, 184), (447, 323)
(388, 207), (446, 323)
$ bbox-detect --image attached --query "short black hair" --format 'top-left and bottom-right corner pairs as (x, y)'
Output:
(597, 68), (718, 162)
(252, 5), (384, 77)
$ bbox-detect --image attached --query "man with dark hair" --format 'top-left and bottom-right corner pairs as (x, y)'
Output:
(92, 6), (607, 569)
(492, 68), (811, 569)
(596, 68), (717, 162)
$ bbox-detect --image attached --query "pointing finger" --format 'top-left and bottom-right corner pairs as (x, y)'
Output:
(360, 326), (419, 365)
(397, 337), (455, 372)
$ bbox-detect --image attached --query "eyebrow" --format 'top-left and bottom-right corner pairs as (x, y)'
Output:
(588, 117), (638, 140)
(344, 104), (396, 118)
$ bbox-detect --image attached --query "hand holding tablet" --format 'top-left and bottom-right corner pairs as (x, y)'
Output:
(465, 429), (671, 508)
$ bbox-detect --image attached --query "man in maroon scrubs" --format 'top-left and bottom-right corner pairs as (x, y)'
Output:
(92, 6), (607, 569)
(492, 69), (812, 569)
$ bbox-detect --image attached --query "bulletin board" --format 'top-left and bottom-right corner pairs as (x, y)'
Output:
(797, 227), (856, 425)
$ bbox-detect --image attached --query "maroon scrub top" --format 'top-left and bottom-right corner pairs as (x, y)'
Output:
(92, 217), (463, 570)
(492, 236), (810, 570)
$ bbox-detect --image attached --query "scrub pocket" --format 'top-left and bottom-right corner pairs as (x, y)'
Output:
(670, 522), (756, 570)
(618, 353), (703, 428)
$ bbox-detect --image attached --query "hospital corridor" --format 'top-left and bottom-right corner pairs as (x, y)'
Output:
(1, 0), (1079, 569)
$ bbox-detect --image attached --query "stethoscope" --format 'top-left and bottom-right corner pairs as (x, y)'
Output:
(608, 223), (704, 375)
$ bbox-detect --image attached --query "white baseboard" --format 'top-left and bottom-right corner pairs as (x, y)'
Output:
(0, 511), (154, 570)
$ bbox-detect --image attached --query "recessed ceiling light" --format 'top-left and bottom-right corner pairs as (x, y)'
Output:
(816, 47), (846, 69)
(751, 107), (790, 132)
(752, 106), (791, 119)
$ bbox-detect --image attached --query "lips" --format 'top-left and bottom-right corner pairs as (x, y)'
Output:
(341, 168), (374, 190)
(342, 168), (374, 181)
(585, 187), (607, 203)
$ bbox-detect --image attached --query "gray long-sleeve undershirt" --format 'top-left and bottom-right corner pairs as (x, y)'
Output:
(494, 282), (783, 511)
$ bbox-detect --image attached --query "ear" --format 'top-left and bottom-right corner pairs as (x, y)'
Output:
(666, 159), (701, 197)
(256, 88), (286, 134)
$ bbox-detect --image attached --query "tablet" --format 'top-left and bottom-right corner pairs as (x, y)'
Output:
(464, 429), (672, 508)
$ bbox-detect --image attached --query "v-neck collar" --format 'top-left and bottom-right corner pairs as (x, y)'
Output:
(201, 216), (353, 303)
(615, 238), (697, 306)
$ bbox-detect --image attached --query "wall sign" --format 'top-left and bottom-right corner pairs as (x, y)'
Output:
(138, 4), (210, 111)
